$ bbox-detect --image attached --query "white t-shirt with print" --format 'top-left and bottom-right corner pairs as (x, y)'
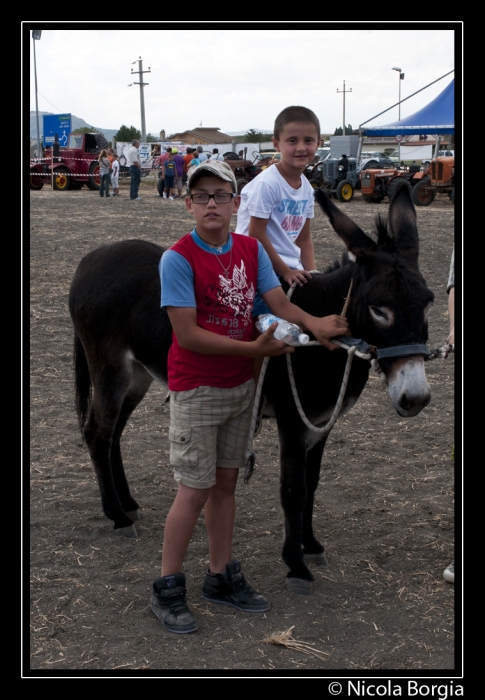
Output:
(235, 165), (314, 270)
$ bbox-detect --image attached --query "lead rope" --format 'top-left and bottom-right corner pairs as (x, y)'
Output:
(245, 276), (370, 483)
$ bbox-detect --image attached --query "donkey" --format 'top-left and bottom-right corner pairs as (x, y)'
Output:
(69, 182), (434, 593)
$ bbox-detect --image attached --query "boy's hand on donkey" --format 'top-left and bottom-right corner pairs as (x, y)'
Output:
(283, 268), (312, 287)
(308, 314), (350, 351)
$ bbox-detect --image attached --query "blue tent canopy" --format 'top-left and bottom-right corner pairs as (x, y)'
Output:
(364, 79), (454, 136)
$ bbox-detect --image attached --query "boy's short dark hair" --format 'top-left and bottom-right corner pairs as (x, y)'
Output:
(273, 106), (321, 140)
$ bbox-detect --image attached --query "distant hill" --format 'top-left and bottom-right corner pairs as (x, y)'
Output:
(30, 111), (118, 143)
(30, 112), (272, 144)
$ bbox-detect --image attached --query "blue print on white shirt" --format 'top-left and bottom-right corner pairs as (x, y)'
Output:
(276, 199), (309, 215)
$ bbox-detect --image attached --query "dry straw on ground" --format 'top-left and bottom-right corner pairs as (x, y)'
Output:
(264, 626), (330, 662)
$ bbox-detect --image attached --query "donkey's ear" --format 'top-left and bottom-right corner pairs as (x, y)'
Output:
(314, 188), (377, 260)
(387, 180), (419, 265)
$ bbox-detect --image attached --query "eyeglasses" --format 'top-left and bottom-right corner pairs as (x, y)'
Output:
(190, 193), (236, 204)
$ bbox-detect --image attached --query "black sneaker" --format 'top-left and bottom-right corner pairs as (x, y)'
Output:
(201, 560), (270, 612)
(151, 573), (198, 634)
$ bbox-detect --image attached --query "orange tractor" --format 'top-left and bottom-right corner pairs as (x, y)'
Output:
(411, 155), (455, 206)
(359, 164), (427, 204)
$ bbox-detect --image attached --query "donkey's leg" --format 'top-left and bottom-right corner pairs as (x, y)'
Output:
(110, 361), (154, 521)
(277, 423), (314, 592)
(84, 361), (136, 534)
(302, 437), (328, 565)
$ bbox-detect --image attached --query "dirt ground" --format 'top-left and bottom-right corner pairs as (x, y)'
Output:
(28, 177), (458, 678)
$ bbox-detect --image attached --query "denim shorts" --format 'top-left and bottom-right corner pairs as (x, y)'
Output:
(168, 380), (254, 489)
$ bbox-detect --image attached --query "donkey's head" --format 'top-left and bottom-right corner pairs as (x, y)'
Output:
(316, 182), (434, 416)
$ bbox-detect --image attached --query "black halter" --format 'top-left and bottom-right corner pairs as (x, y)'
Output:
(334, 336), (431, 361)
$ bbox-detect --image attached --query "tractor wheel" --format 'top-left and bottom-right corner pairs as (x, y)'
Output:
(362, 194), (384, 204)
(387, 178), (412, 202)
(309, 179), (321, 190)
(87, 161), (101, 190)
(410, 178), (435, 206)
(52, 167), (70, 191)
(236, 178), (247, 194)
(336, 180), (354, 202)
(30, 169), (44, 190)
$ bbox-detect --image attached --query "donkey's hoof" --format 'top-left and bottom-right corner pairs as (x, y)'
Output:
(304, 552), (327, 567)
(286, 577), (313, 595)
(114, 524), (138, 538)
(125, 509), (140, 521)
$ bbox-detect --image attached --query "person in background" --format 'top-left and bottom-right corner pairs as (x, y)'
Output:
(163, 151), (177, 200)
(158, 147), (172, 198)
(127, 139), (142, 201)
(210, 148), (224, 162)
(183, 148), (194, 190)
(189, 150), (200, 169)
(98, 148), (111, 198)
(111, 154), (120, 197)
(196, 145), (208, 162)
(443, 247), (455, 584)
(172, 148), (185, 198)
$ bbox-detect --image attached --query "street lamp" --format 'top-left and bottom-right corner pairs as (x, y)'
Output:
(32, 30), (42, 157)
(392, 67), (405, 120)
(392, 67), (405, 161)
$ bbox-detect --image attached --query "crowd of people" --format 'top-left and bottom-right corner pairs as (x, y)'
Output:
(97, 142), (242, 201)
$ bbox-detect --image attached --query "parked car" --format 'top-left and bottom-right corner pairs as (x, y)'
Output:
(358, 152), (394, 170)
(315, 147), (330, 162)
(257, 150), (278, 160)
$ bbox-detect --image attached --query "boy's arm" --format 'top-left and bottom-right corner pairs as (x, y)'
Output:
(167, 306), (294, 358)
(261, 286), (350, 351)
(249, 216), (311, 287)
(295, 219), (316, 272)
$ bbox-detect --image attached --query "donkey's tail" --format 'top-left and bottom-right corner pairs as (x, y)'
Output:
(73, 331), (92, 434)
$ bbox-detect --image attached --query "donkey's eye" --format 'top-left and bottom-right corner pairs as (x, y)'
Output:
(369, 306), (393, 327)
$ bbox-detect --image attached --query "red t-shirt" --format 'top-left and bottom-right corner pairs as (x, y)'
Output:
(167, 233), (259, 391)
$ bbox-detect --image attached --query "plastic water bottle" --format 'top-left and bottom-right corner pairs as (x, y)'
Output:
(256, 314), (309, 346)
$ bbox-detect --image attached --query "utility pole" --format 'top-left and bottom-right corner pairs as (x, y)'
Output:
(337, 80), (352, 136)
(129, 57), (151, 143)
(32, 30), (42, 156)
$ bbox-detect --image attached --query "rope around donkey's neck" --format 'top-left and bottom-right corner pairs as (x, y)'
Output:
(244, 276), (362, 483)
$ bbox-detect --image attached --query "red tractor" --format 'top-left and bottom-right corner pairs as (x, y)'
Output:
(359, 165), (427, 204)
(29, 132), (109, 191)
(223, 149), (274, 193)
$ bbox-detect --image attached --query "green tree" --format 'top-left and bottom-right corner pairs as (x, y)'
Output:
(72, 126), (100, 134)
(333, 124), (357, 136)
(114, 125), (142, 142)
(243, 129), (271, 143)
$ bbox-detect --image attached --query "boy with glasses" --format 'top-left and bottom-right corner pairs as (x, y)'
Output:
(152, 160), (348, 634)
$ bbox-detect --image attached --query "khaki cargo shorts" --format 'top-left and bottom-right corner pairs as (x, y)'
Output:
(168, 380), (254, 489)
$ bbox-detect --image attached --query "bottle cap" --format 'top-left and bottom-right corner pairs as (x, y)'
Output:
(298, 334), (310, 344)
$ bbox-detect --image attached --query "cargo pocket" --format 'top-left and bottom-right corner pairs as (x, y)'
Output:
(169, 427), (198, 468)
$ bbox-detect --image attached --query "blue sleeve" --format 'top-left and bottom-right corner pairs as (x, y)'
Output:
(257, 242), (280, 295)
(159, 250), (196, 308)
